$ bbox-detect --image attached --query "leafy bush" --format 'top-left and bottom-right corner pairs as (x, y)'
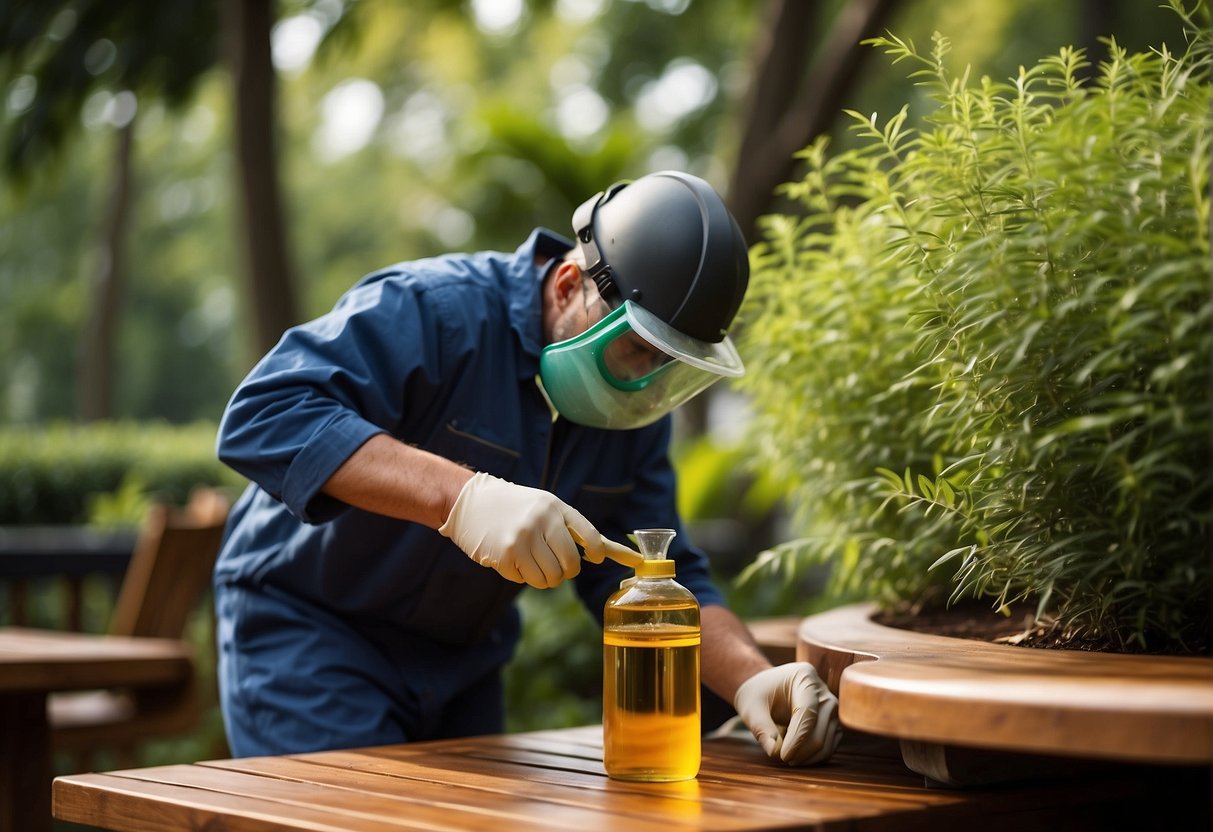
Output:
(504, 584), (603, 732)
(0, 421), (242, 524)
(737, 7), (1211, 653)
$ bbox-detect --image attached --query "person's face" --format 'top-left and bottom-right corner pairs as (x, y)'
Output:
(577, 279), (668, 382)
(549, 274), (599, 345)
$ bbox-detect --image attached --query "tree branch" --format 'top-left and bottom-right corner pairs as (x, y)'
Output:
(728, 0), (904, 242)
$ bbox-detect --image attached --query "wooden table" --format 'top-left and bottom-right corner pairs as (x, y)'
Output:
(54, 724), (1211, 831)
(0, 627), (192, 832)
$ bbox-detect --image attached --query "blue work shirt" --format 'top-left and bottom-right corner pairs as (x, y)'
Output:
(214, 228), (723, 751)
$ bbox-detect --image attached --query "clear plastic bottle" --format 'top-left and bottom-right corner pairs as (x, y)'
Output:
(603, 528), (701, 782)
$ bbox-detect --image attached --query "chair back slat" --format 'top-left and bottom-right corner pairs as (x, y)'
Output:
(109, 488), (230, 640)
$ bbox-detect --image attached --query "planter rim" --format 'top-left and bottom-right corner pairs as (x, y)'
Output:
(798, 602), (1213, 765)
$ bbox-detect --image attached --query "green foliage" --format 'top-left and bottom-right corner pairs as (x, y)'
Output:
(0, 420), (243, 524)
(674, 436), (783, 528)
(86, 472), (155, 528)
(504, 584), (603, 732)
(738, 6), (1211, 653)
(1, 1), (1177, 426)
(0, 0), (219, 180)
(2, 1), (764, 421)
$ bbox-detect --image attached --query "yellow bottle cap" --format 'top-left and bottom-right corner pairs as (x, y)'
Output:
(635, 558), (675, 578)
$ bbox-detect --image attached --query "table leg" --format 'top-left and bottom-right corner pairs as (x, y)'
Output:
(0, 692), (51, 832)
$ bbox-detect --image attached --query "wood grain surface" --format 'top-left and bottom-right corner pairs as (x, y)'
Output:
(797, 603), (1213, 764)
(0, 627), (191, 693)
(53, 725), (1211, 831)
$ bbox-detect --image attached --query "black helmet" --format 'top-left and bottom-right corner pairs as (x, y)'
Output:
(571, 171), (749, 344)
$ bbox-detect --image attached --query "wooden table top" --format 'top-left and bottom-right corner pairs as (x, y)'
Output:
(53, 724), (1210, 832)
(0, 627), (192, 693)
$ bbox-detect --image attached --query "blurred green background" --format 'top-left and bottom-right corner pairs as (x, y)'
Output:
(1, 0), (1186, 428)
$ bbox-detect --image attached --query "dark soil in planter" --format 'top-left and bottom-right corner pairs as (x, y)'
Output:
(874, 600), (1038, 644)
(873, 599), (1211, 656)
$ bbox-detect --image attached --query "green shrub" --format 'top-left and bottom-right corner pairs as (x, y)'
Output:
(737, 6), (1211, 653)
(0, 420), (242, 524)
(504, 584), (603, 732)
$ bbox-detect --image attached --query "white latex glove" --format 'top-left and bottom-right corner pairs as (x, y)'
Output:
(733, 662), (842, 766)
(439, 472), (609, 588)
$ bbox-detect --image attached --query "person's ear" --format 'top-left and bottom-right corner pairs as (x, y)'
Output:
(550, 261), (584, 311)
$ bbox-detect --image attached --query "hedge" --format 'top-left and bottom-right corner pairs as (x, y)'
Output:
(0, 421), (244, 525)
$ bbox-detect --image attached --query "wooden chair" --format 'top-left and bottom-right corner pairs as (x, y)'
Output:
(48, 487), (231, 770)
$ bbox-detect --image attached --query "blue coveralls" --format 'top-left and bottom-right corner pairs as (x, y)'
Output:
(214, 228), (724, 756)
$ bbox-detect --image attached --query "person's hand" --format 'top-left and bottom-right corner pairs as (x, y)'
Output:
(439, 472), (609, 588)
(733, 662), (842, 766)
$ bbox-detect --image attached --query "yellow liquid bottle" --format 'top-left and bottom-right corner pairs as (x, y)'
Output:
(603, 528), (701, 782)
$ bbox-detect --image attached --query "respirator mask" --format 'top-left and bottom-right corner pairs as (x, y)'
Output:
(540, 298), (744, 430)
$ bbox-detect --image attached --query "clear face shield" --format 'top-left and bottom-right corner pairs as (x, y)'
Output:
(539, 299), (745, 430)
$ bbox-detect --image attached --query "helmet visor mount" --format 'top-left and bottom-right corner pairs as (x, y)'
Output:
(571, 182), (629, 301)
(539, 300), (744, 430)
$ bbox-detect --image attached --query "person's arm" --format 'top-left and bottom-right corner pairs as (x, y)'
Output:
(700, 603), (773, 701)
(216, 276), (435, 523)
(321, 433), (472, 529)
(323, 433), (620, 588)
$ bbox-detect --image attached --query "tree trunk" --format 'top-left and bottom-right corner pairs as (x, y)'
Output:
(726, 0), (904, 244)
(220, 0), (300, 362)
(680, 0), (903, 441)
(76, 117), (135, 422)
(1077, 0), (1111, 82)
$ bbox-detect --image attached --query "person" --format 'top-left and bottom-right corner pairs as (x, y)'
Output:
(213, 170), (842, 767)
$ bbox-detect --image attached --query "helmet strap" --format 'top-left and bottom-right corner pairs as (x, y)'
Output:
(572, 181), (630, 303)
